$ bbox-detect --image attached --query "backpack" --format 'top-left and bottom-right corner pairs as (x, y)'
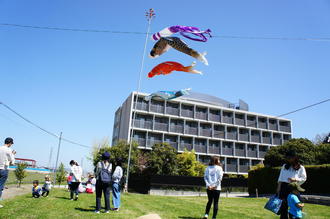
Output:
(99, 162), (111, 184)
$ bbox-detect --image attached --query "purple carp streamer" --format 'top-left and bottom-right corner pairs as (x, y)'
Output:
(152, 25), (212, 42)
(150, 37), (208, 65)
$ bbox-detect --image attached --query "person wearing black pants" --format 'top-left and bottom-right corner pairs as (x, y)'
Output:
(203, 156), (224, 219)
(277, 151), (306, 219)
(70, 182), (80, 200)
(69, 160), (83, 201)
(94, 152), (112, 214)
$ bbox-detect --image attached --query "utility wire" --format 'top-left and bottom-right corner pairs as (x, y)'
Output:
(0, 101), (90, 148)
(1, 23), (330, 42)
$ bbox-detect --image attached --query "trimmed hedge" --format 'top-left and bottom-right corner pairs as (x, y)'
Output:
(248, 164), (330, 195)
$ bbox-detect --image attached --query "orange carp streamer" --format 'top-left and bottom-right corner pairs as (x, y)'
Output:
(148, 61), (202, 78)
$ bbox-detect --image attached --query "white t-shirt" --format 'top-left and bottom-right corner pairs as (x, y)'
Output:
(0, 146), (15, 170)
(71, 165), (83, 182)
(204, 165), (224, 191)
(278, 164), (307, 185)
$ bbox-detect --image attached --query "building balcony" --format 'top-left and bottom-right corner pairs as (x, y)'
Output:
(133, 138), (146, 147)
(273, 138), (282, 145)
(246, 120), (257, 128)
(227, 164), (237, 172)
(195, 113), (207, 120)
(185, 127), (198, 135)
(227, 132), (237, 140)
(165, 141), (178, 149)
(195, 145), (207, 153)
(235, 149), (245, 157)
(239, 134), (249, 142)
(235, 118), (245, 126)
(150, 105), (164, 114)
(251, 136), (261, 143)
(134, 102), (148, 111)
(166, 107), (179, 116)
(147, 140), (162, 147)
(259, 151), (267, 158)
(134, 120), (153, 129)
(214, 130), (225, 139)
(239, 165), (249, 173)
(209, 147), (220, 154)
(258, 122), (267, 129)
(154, 123), (168, 132)
(179, 143), (193, 151)
(269, 123), (278, 131)
(262, 137), (271, 144)
(247, 150), (257, 158)
(222, 148), (233, 156)
(209, 114), (220, 122)
(181, 110), (193, 118)
(169, 125), (184, 133)
(200, 129), (212, 137)
(280, 126), (291, 133)
(223, 117), (233, 124)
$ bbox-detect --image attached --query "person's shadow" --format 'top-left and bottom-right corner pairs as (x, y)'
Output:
(178, 217), (201, 219)
(75, 207), (95, 212)
(55, 196), (71, 200)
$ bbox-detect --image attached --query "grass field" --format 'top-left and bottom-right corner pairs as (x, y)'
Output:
(0, 189), (329, 219)
(6, 170), (48, 185)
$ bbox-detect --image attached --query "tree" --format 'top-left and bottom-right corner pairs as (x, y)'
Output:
(56, 163), (67, 186)
(177, 149), (205, 177)
(14, 162), (27, 187)
(313, 133), (329, 145)
(315, 144), (330, 165)
(91, 139), (140, 174)
(146, 143), (178, 176)
(264, 138), (316, 167)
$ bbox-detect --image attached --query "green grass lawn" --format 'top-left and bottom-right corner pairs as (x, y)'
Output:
(7, 170), (48, 185)
(0, 189), (329, 219)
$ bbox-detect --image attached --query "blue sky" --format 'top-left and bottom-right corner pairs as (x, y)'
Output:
(0, 0), (329, 171)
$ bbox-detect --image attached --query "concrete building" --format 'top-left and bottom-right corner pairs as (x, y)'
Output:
(112, 92), (292, 174)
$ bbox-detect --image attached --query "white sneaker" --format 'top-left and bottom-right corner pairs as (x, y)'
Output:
(203, 214), (208, 219)
(95, 211), (100, 214)
(0, 204), (3, 208)
(105, 210), (110, 213)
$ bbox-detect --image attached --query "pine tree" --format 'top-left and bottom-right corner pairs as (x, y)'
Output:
(14, 162), (28, 187)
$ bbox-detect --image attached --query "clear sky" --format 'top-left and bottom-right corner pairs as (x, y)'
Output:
(0, 0), (329, 171)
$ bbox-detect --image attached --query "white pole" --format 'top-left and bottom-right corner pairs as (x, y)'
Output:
(53, 132), (62, 185)
(125, 9), (155, 192)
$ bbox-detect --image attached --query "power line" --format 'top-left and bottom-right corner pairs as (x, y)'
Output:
(0, 101), (90, 148)
(1, 23), (330, 42)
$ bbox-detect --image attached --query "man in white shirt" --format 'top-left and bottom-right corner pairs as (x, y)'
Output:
(0, 137), (16, 207)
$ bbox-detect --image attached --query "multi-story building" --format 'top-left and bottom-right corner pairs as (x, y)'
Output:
(112, 91), (292, 174)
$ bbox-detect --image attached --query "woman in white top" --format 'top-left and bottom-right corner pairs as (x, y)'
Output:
(203, 156), (224, 219)
(277, 151), (307, 219)
(69, 160), (83, 201)
(112, 158), (123, 211)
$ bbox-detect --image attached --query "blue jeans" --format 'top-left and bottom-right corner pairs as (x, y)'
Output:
(0, 169), (9, 199)
(112, 182), (121, 208)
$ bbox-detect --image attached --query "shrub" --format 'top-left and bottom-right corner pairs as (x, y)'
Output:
(14, 163), (27, 187)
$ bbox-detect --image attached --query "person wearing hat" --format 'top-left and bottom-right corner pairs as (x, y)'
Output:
(287, 183), (305, 219)
(94, 152), (112, 214)
(277, 150), (307, 219)
(0, 137), (16, 208)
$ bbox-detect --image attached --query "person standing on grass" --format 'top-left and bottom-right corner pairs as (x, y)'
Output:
(69, 160), (83, 201)
(94, 152), (112, 214)
(112, 158), (123, 211)
(277, 151), (307, 219)
(203, 156), (224, 219)
(0, 137), (16, 208)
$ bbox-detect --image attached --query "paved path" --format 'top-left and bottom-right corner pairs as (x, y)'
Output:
(2, 184), (31, 200)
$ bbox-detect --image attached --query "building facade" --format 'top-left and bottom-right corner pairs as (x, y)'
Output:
(112, 92), (292, 174)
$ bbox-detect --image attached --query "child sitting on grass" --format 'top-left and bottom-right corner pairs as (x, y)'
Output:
(32, 180), (42, 198)
(287, 182), (305, 219)
(42, 175), (52, 197)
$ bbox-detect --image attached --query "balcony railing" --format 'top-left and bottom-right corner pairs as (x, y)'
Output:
(239, 165), (249, 173)
(262, 137), (271, 144)
(227, 132), (237, 140)
(134, 120), (152, 129)
(147, 140), (162, 147)
(251, 136), (261, 143)
(258, 122), (267, 129)
(247, 150), (257, 158)
(170, 125), (184, 133)
(179, 143), (193, 151)
(235, 118), (245, 126)
(133, 138), (146, 147)
(134, 102), (148, 111)
(235, 149), (245, 157)
(209, 147), (220, 154)
(209, 114), (220, 122)
(214, 130), (225, 139)
(280, 126), (291, 133)
(150, 105), (164, 114)
(165, 141), (178, 149)
(166, 107), (179, 116)
(239, 134), (249, 142)
(154, 123), (168, 132)
(269, 123), (278, 131)
(227, 164), (237, 172)
(259, 151), (267, 158)
(223, 117), (233, 124)
(273, 138), (282, 145)
(195, 145), (207, 153)
(246, 120), (257, 128)
(181, 110), (193, 118)
(222, 148), (233, 156)
(195, 113), (207, 120)
(185, 127), (198, 135)
(200, 129), (212, 137)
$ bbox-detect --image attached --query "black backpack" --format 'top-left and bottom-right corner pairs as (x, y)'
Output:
(99, 162), (111, 184)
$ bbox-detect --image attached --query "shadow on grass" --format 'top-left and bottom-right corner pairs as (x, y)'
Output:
(55, 196), (71, 200)
(178, 217), (202, 219)
(75, 207), (95, 212)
